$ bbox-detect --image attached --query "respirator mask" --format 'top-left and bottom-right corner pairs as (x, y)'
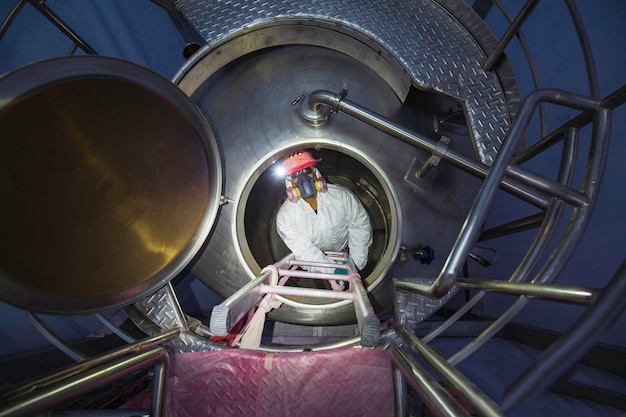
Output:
(285, 167), (327, 202)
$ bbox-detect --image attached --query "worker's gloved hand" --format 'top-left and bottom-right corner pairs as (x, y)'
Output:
(334, 259), (348, 275)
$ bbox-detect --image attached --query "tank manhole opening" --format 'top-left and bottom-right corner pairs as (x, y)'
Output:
(236, 145), (400, 307)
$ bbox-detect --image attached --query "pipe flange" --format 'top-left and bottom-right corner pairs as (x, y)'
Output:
(299, 94), (330, 125)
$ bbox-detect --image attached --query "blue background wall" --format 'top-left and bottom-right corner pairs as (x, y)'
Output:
(477, 0), (626, 347)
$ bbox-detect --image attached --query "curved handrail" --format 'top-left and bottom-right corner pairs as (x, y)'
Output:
(0, 330), (179, 417)
(490, 0), (548, 140)
(438, 126), (578, 360)
(390, 88), (602, 298)
(501, 258), (626, 411)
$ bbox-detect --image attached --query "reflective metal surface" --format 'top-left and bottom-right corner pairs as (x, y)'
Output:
(0, 56), (222, 314)
(175, 0), (520, 165)
(168, 0), (522, 325)
(179, 36), (482, 324)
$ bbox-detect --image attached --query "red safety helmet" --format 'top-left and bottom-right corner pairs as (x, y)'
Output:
(281, 151), (319, 176)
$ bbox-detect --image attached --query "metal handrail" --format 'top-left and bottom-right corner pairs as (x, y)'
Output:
(501, 258), (626, 411)
(27, 313), (87, 362)
(482, 0), (540, 71)
(392, 262), (625, 416)
(431, 90), (602, 298)
(487, 0), (600, 141)
(395, 326), (504, 417)
(489, 0), (548, 139)
(390, 3), (621, 413)
(420, 126), (576, 347)
(424, 106), (609, 366)
(392, 348), (474, 417)
(0, 330), (179, 417)
(0, 329), (178, 401)
(26, 0), (97, 54)
(343, 87), (602, 299)
(514, 84), (625, 164)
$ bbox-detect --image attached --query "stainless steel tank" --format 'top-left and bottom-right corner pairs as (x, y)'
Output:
(0, 0), (519, 327)
(171, 10), (515, 324)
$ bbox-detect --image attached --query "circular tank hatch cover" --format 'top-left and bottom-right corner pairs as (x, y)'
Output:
(0, 56), (222, 314)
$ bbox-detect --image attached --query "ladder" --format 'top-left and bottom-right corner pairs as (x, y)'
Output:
(209, 252), (380, 348)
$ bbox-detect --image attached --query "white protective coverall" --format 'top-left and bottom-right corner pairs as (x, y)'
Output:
(276, 183), (373, 272)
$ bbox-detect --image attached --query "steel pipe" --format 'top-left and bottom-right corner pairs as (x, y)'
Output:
(501, 258), (626, 411)
(395, 326), (504, 417)
(482, 0), (540, 71)
(447, 113), (608, 366)
(308, 89), (596, 211)
(331, 88), (601, 299)
(0, 347), (169, 417)
(307, 90), (549, 209)
(453, 279), (597, 305)
(392, 348), (473, 417)
(0, 329), (179, 403)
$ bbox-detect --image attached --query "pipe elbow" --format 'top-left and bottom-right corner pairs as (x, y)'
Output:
(307, 90), (342, 112)
(299, 90), (338, 125)
(430, 272), (458, 299)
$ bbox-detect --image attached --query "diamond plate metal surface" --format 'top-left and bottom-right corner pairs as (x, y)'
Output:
(134, 283), (188, 331)
(395, 279), (458, 331)
(175, 0), (511, 165)
(123, 348), (394, 416)
(168, 331), (226, 353)
(135, 286), (226, 352)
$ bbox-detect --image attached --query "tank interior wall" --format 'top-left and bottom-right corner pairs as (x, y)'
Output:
(0, 0), (624, 356)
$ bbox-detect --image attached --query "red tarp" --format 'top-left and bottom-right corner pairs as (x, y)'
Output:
(122, 347), (395, 416)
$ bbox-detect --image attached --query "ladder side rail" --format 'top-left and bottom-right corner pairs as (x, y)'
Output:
(209, 270), (275, 336)
(352, 274), (380, 348)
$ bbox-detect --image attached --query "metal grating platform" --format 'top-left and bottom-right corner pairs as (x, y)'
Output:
(174, 0), (514, 165)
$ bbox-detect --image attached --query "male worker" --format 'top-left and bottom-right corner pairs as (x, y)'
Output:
(275, 150), (373, 283)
